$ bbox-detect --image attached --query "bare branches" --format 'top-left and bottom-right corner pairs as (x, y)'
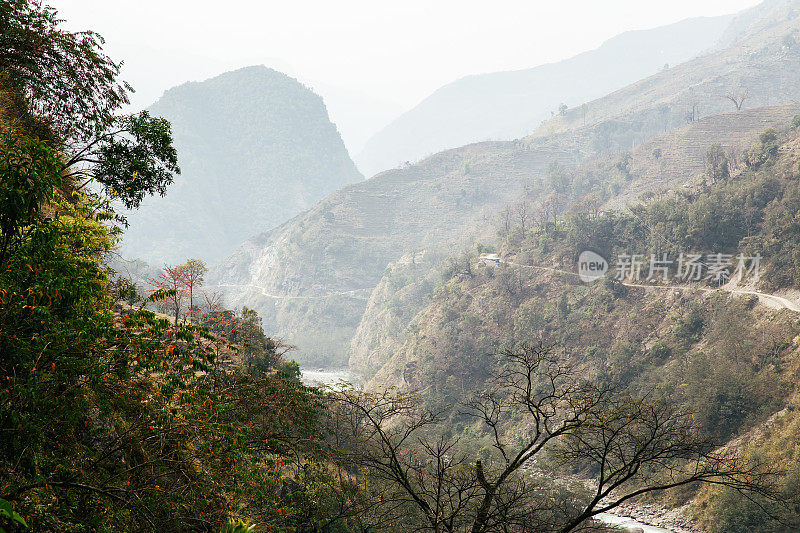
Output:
(328, 388), (480, 532)
(331, 343), (783, 532)
(724, 90), (749, 111)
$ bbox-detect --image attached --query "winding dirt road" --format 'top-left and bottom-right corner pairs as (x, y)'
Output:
(501, 259), (800, 313)
(213, 259), (800, 313)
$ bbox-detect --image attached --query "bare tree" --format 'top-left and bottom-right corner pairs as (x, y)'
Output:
(705, 144), (730, 184)
(581, 193), (601, 219)
(543, 192), (564, 230)
(727, 146), (741, 172)
(498, 206), (513, 237)
(148, 265), (188, 325)
(200, 289), (224, 315)
(724, 90), (749, 111)
(685, 102), (700, 123)
(330, 344), (781, 533)
(513, 200), (530, 238)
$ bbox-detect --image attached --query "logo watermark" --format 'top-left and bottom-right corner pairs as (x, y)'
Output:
(577, 251), (609, 282)
(576, 251), (761, 284)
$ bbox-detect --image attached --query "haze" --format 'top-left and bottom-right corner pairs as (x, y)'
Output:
(9, 0), (800, 529)
(54, 0), (759, 113)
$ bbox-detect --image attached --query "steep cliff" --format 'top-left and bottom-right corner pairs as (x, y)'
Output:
(121, 66), (362, 264)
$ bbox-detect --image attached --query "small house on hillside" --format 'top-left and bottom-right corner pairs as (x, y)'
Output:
(479, 253), (501, 265)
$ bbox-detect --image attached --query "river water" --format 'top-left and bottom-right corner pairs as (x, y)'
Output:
(596, 512), (675, 532)
(299, 368), (357, 387)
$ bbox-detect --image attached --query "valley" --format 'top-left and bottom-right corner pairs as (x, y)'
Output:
(6, 0), (800, 530)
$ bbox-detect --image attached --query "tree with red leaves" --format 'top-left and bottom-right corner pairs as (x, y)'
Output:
(148, 265), (189, 324)
(181, 258), (207, 322)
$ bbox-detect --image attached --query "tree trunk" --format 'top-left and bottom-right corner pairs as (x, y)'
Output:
(471, 460), (496, 533)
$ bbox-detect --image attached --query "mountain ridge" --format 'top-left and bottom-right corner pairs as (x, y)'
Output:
(210, 1), (800, 367)
(349, 103), (800, 381)
(120, 65), (362, 265)
(355, 14), (736, 177)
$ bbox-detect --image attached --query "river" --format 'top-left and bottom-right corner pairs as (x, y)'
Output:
(299, 368), (357, 387)
(596, 512), (676, 532)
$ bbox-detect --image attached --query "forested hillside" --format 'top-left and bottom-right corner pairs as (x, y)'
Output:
(210, 141), (579, 366)
(121, 66), (362, 264)
(0, 5), (376, 531)
(350, 103), (800, 379)
(359, 119), (800, 530)
(213, 103), (800, 367)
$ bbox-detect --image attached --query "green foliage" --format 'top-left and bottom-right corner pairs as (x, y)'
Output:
(695, 400), (800, 532)
(604, 342), (640, 384)
(614, 151), (632, 180)
(0, 4), (372, 531)
(220, 518), (255, 533)
(476, 242), (496, 254)
(744, 128), (780, 170)
(93, 111), (180, 209)
(0, 0), (131, 144)
(672, 304), (705, 346)
(0, 498), (28, 531)
(0, 128), (62, 264)
(278, 359), (302, 381)
(705, 143), (730, 184)
(1, 2), (179, 219)
(108, 275), (140, 304)
(545, 160), (569, 193)
(227, 307), (282, 375)
(546, 126), (800, 290)
(2, 233), (355, 530)
(648, 339), (671, 361)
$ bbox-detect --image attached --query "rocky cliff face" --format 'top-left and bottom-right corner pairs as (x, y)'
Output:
(348, 250), (445, 379)
(210, 141), (578, 365)
(120, 65), (362, 265)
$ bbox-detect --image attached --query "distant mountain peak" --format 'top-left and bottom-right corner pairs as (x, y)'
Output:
(355, 14), (735, 178)
(120, 65), (362, 265)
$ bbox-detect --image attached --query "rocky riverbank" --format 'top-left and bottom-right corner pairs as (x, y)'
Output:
(612, 503), (700, 533)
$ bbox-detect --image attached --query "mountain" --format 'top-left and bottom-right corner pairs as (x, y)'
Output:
(355, 118), (800, 530)
(209, 100), (798, 369)
(210, 0), (800, 368)
(532, 0), (800, 143)
(355, 15), (735, 177)
(119, 66), (363, 265)
(353, 103), (800, 386)
(209, 140), (579, 366)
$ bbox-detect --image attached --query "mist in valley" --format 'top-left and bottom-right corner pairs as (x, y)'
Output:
(4, 0), (800, 531)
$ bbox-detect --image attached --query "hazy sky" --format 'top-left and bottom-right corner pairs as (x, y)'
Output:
(53, 0), (761, 114)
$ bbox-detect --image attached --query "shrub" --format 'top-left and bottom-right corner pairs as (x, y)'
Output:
(649, 340), (672, 361)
